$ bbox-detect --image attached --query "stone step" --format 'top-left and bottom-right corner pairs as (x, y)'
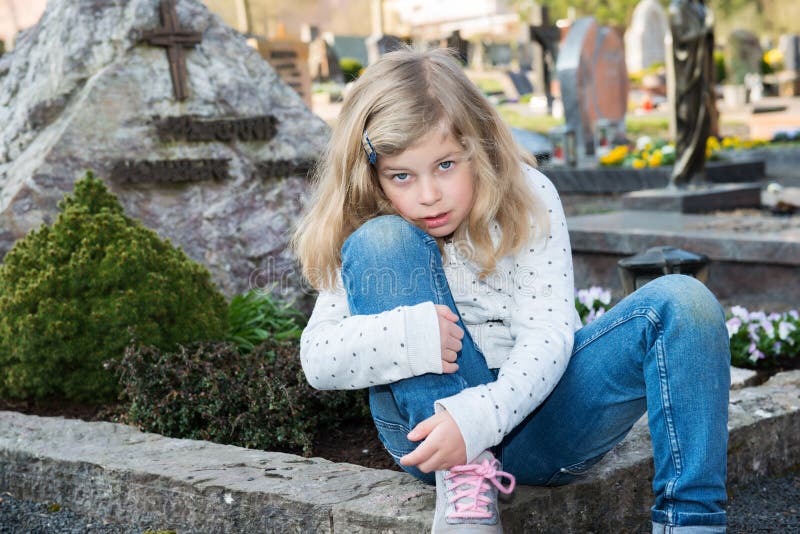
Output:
(1, 370), (798, 533)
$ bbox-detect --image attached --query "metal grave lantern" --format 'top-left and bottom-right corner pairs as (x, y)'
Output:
(617, 246), (710, 296)
(549, 125), (577, 167)
(593, 118), (613, 158)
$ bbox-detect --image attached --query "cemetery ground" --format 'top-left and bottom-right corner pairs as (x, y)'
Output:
(3, 94), (800, 532)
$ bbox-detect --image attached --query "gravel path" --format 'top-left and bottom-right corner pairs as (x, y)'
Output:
(2, 470), (797, 533)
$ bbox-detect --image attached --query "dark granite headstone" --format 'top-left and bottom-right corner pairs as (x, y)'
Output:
(556, 17), (628, 161)
(446, 30), (468, 64)
(529, 5), (560, 113)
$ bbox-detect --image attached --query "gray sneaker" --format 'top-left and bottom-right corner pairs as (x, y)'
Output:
(431, 450), (516, 533)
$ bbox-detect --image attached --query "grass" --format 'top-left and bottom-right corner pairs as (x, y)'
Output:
(498, 105), (761, 143)
(498, 104), (672, 138)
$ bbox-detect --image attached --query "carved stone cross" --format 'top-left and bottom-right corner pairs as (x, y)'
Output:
(141, 0), (202, 101)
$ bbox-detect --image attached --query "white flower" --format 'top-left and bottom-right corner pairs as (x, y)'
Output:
(636, 136), (653, 151)
(726, 317), (741, 337)
(749, 310), (767, 322)
(778, 321), (796, 341)
(773, 341), (782, 354)
(598, 288), (611, 305)
(730, 305), (749, 320)
(768, 312), (781, 321)
(788, 310), (799, 320)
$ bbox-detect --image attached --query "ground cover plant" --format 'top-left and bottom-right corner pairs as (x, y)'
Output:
(113, 337), (368, 456)
(0, 172), (227, 403)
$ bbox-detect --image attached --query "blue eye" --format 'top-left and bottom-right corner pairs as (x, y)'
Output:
(439, 161), (454, 170)
(393, 173), (409, 182)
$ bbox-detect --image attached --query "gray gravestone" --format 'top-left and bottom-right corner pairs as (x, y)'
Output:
(625, 0), (668, 72)
(366, 33), (404, 65)
(0, 0), (329, 305)
(309, 36), (344, 83)
(779, 34), (800, 72)
(726, 29), (762, 85)
(556, 17), (628, 161)
(486, 43), (513, 66)
(507, 70), (534, 96)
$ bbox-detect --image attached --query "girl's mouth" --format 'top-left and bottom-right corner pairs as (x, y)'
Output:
(423, 212), (450, 228)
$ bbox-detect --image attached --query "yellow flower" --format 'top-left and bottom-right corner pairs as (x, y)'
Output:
(707, 136), (720, 151)
(632, 159), (647, 169)
(599, 145), (629, 166)
(648, 150), (663, 167)
(764, 48), (783, 68)
(641, 150), (650, 160)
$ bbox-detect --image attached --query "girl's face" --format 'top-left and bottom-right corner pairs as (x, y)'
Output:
(376, 128), (474, 238)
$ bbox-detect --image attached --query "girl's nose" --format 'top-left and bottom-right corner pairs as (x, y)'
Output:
(418, 176), (442, 205)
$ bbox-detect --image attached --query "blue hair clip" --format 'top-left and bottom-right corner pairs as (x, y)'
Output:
(362, 130), (377, 165)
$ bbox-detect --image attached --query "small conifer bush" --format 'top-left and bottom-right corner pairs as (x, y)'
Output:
(114, 339), (368, 456)
(0, 171), (227, 402)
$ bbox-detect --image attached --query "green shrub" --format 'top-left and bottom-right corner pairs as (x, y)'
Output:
(714, 50), (727, 84)
(114, 339), (368, 456)
(339, 57), (363, 82)
(226, 289), (306, 353)
(0, 171), (227, 402)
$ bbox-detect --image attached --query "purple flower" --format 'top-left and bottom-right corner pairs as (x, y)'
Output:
(748, 349), (765, 363)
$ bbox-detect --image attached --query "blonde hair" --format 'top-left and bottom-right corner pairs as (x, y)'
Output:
(291, 47), (550, 290)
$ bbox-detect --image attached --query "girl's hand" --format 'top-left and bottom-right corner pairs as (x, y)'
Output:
(435, 304), (463, 373)
(400, 411), (467, 472)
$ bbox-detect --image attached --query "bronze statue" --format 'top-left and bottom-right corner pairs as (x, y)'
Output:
(668, 0), (716, 187)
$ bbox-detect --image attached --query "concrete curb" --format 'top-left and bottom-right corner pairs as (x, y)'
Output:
(1, 370), (798, 533)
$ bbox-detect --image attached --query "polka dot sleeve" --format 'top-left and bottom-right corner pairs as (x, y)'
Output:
(434, 166), (578, 463)
(300, 272), (442, 390)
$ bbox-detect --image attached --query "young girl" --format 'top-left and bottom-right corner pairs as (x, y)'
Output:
(291, 48), (730, 534)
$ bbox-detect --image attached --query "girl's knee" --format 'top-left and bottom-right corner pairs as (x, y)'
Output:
(342, 215), (432, 261)
(645, 274), (724, 324)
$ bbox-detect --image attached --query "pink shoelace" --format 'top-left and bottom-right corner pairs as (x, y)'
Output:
(444, 458), (516, 520)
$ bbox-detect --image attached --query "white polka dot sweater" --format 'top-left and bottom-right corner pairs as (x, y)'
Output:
(300, 166), (580, 463)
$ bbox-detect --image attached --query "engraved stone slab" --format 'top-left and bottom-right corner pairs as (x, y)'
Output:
(0, 0), (329, 306)
(256, 40), (312, 107)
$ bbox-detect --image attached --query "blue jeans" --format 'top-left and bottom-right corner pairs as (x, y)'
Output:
(341, 215), (729, 528)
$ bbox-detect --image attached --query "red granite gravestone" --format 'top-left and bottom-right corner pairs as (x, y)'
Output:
(557, 17), (628, 162)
